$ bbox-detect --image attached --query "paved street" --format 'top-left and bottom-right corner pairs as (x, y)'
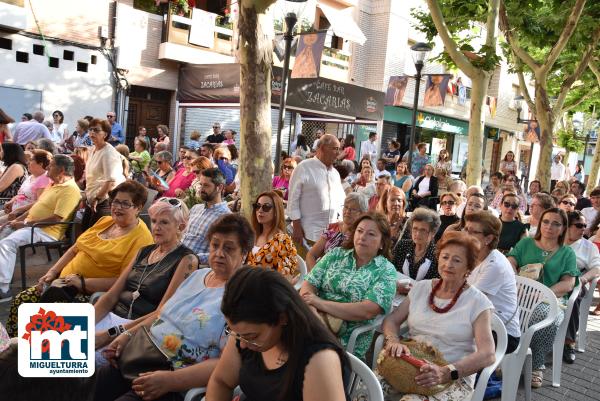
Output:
(2, 248), (600, 401)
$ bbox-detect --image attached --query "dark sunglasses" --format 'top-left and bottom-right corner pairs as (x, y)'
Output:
(89, 127), (103, 133)
(158, 197), (183, 208)
(106, 115), (115, 118)
(253, 202), (274, 212)
(440, 200), (455, 206)
(571, 223), (586, 229)
(561, 200), (576, 207)
(502, 202), (519, 210)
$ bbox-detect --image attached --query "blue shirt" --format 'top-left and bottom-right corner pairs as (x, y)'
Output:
(181, 201), (231, 263)
(110, 122), (124, 145)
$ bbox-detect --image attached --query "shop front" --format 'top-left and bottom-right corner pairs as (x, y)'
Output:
(383, 106), (469, 173)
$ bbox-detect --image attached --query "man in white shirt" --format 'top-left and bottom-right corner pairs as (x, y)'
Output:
(311, 129), (324, 152)
(582, 187), (600, 236)
(360, 131), (378, 166)
(12, 111), (52, 145)
(287, 134), (345, 255)
(550, 154), (566, 190)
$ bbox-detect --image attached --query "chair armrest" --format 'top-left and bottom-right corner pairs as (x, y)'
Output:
(27, 221), (77, 243)
(346, 315), (384, 354)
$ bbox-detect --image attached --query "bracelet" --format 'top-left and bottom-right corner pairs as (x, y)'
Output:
(75, 274), (87, 295)
(123, 329), (132, 338)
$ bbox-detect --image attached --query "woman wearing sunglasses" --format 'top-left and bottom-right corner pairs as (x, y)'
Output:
(435, 192), (460, 242)
(558, 194), (577, 213)
(246, 191), (298, 281)
(163, 149), (198, 198)
(497, 193), (527, 254)
(272, 157), (297, 200)
(95, 214), (254, 401)
(563, 211), (600, 358)
(207, 267), (350, 401)
(507, 208), (579, 387)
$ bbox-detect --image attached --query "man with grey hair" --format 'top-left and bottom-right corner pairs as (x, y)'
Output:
(12, 110), (52, 145)
(36, 138), (57, 155)
(287, 134), (345, 255)
(0, 155), (81, 300)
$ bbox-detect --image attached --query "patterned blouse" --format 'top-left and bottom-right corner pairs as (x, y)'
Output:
(150, 268), (227, 369)
(322, 222), (347, 253)
(246, 232), (298, 278)
(0, 165), (27, 200)
(392, 239), (439, 281)
(306, 247), (396, 360)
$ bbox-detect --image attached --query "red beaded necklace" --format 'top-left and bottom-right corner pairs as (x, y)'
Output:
(429, 279), (467, 313)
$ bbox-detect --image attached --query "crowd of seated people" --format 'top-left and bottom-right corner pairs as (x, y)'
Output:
(0, 120), (599, 401)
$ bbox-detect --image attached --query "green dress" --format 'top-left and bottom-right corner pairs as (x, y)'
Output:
(507, 237), (579, 300)
(306, 247), (396, 359)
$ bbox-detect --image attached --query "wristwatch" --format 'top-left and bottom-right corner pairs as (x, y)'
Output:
(446, 364), (459, 380)
(108, 325), (125, 338)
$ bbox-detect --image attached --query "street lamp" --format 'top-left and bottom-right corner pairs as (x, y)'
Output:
(407, 42), (432, 173)
(274, 0), (307, 175)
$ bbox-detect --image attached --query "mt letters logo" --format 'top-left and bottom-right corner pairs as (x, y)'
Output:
(18, 303), (95, 377)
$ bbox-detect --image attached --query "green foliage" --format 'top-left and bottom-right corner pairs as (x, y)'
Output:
(557, 129), (585, 154)
(183, 186), (204, 210)
(411, 1), (500, 72)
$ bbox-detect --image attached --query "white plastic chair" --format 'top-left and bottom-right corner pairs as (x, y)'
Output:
(550, 283), (581, 387)
(183, 387), (206, 401)
(470, 314), (507, 401)
(576, 277), (599, 352)
(346, 315), (384, 355)
(346, 351), (384, 401)
(501, 277), (559, 401)
(294, 255), (307, 290)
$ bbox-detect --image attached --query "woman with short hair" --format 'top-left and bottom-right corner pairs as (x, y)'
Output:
(301, 212), (397, 360)
(435, 192), (460, 242)
(392, 207), (441, 294)
(448, 193), (488, 233)
(381, 231), (495, 400)
(464, 211), (521, 353)
(507, 208), (579, 387)
(410, 164), (438, 210)
(146, 151), (176, 194)
(95, 214), (255, 401)
(306, 192), (369, 270)
(207, 267), (350, 401)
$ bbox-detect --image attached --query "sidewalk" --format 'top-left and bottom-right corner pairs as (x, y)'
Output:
(2, 248), (600, 401)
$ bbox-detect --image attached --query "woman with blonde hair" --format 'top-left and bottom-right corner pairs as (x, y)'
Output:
(378, 186), (409, 243)
(246, 191), (298, 280)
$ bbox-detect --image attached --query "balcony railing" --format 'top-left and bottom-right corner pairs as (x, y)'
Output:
(161, 8), (234, 57)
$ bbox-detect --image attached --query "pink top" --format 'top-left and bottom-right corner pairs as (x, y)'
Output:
(14, 173), (51, 209)
(272, 176), (290, 200)
(343, 146), (356, 161)
(222, 139), (235, 145)
(163, 168), (195, 197)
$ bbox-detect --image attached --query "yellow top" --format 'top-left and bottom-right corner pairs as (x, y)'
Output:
(60, 216), (154, 279)
(26, 178), (81, 240)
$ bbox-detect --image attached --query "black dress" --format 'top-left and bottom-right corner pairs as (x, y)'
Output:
(237, 340), (351, 401)
(392, 239), (439, 280)
(498, 220), (527, 253)
(435, 214), (460, 242)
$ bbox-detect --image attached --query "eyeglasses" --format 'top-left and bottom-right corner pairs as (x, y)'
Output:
(253, 202), (274, 212)
(343, 205), (362, 214)
(561, 200), (576, 207)
(541, 219), (562, 228)
(571, 223), (586, 229)
(440, 200), (455, 206)
(110, 199), (135, 209)
(158, 197), (183, 208)
(411, 227), (430, 235)
(89, 127), (103, 133)
(213, 126), (220, 129)
(282, 165), (294, 170)
(106, 115), (115, 119)
(502, 202), (519, 210)
(224, 326), (263, 348)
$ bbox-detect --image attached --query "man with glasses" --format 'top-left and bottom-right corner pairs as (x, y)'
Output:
(12, 110), (52, 145)
(287, 134), (345, 257)
(206, 122), (225, 144)
(181, 168), (231, 263)
(106, 111), (124, 146)
(0, 155), (80, 301)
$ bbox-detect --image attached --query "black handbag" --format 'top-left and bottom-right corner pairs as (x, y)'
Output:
(119, 326), (172, 381)
(39, 278), (81, 302)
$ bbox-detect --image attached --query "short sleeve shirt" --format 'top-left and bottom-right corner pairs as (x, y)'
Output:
(306, 247), (396, 359)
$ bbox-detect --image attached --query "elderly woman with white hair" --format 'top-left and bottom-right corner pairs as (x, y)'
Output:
(306, 192), (369, 270)
(94, 197), (197, 350)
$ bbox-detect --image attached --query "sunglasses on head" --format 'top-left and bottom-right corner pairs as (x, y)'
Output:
(502, 202), (519, 210)
(571, 223), (586, 229)
(158, 197), (183, 208)
(253, 202), (274, 212)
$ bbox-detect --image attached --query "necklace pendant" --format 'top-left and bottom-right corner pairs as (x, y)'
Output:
(131, 290), (140, 301)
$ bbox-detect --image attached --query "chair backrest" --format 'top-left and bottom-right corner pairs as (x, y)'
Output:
(142, 188), (159, 213)
(294, 255), (307, 290)
(346, 351), (384, 401)
(515, 276), (558, 334)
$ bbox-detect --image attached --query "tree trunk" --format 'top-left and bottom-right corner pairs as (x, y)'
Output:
(588, 138), (600, 190)
(466, 72), (490, 186)
(238, 2), (275, 220)
(533, 86), (555, 191)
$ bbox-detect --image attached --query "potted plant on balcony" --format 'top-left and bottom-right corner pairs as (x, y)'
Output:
(155, 0), (194, 16)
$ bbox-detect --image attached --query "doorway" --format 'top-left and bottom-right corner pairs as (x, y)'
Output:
(126, 86), (173, 150)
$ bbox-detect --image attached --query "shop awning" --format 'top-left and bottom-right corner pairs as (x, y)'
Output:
(384, 106), (469, 136)
(317, 3), (366, 46)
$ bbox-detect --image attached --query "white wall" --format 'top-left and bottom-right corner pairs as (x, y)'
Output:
(0, 33), (113, 130)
